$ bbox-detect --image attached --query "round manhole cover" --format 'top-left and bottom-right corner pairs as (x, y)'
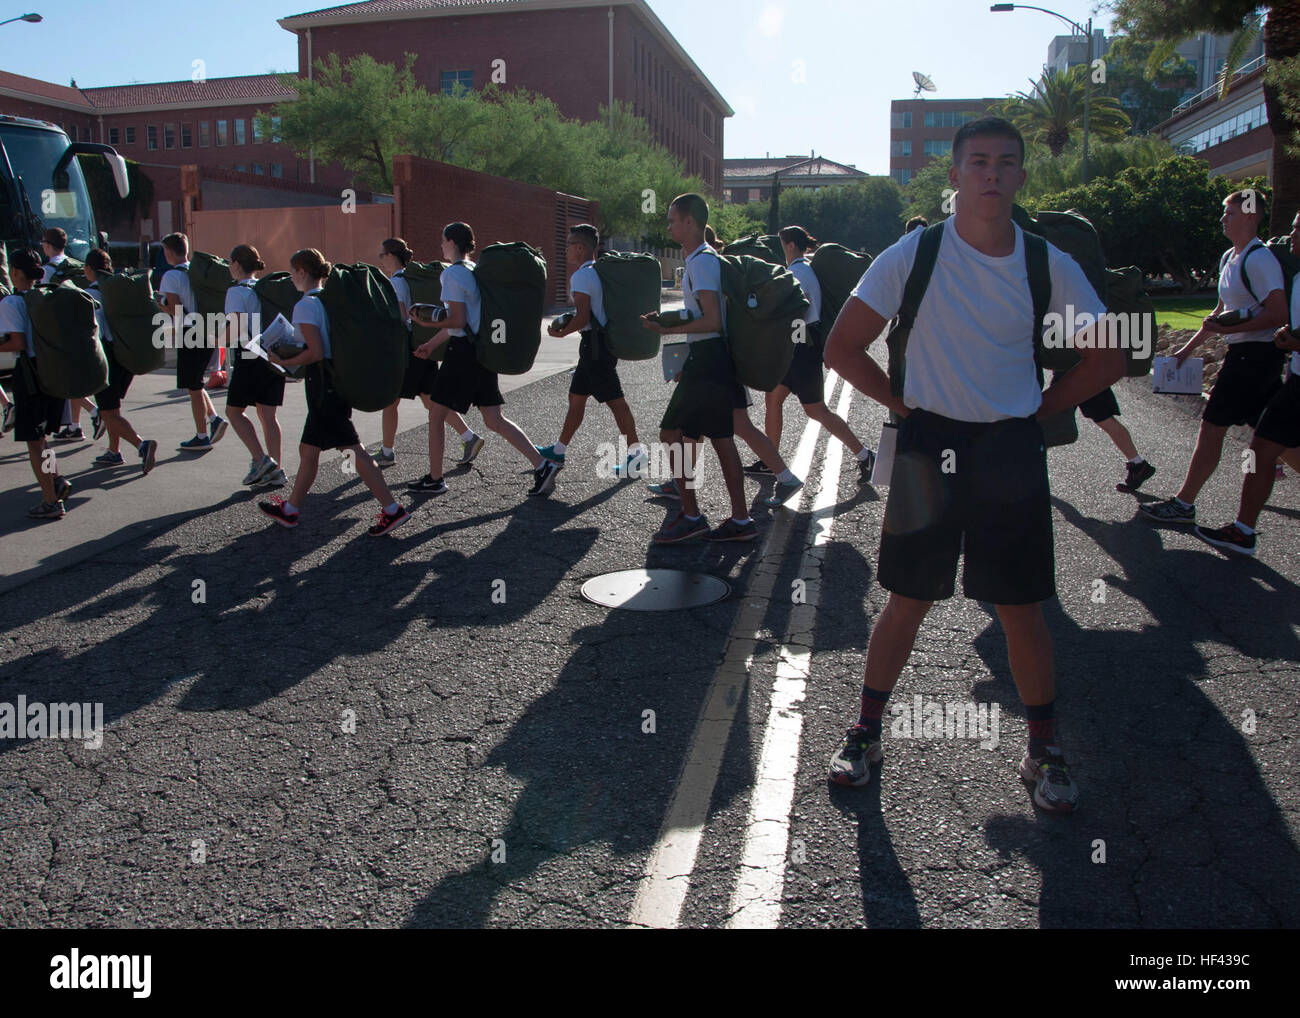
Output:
(581, 569), (730, 612)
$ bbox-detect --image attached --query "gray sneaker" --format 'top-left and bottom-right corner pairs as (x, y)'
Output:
(828, 726), (884, 787)
(705, 518), (759, 542)
(765, 477), (804, 508)
(1018, 748), (1079, 813)
(242, 456), (275, 486)
(459, 435), (486, 464)
(1137, 497), (1195, 524)
(374, 448), (396, 469)
(653, 512), (710, 544)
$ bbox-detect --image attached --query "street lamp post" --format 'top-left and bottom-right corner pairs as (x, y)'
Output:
(0, 12), (42, 26)
(990, 4), (1093, 183)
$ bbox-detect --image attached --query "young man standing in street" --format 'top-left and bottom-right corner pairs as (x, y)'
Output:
(823, 117), (1123, 813)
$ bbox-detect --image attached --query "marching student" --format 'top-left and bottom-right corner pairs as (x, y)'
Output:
(83, 249), (158, 475)
(640, 193), (761, 543)
(538, 224), (647, 478)
(822, 117), (1123, 813)
(39, 228), (101, 441)
(0, 248), (74, 520)
(258, 248), (410, 537)
(757, 225), (876, 485)
(159, 232), (228, 451)
(374, 237), (484, 487)
(40, 227), (74, 284)
(413, 222), (561, 498)
(1139, 190), (1288, 525)
(224, 244), (286, 489)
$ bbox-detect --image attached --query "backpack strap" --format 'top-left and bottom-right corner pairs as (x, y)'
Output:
(886, 222), (945, 397)
(1024, 232), (1051, 388)
(1238, 241), (1277, 305)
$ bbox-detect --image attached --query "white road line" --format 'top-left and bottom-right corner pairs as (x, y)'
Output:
(727, 378), (854, 928)
(628, 375), (843, 929)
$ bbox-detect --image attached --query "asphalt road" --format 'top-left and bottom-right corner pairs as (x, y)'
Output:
(1, 342), (1297, 928)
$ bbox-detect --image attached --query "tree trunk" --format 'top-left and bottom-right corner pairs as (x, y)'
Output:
(1265, 5), (1300, 235)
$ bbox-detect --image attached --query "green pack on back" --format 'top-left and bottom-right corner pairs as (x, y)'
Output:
(252, 273), (302, 333)
(719, 254), (809, 392)
(593, 251), (661, 360)
(22, 282), (109, 398)
(473, 242), (547, 375)
(47, 255), (88, 290)
(401, 260), (447, 359)
(188, 251), (234, 317)
(723, 235), (784, 265)
(318, 263), (407, 412)
(1103, 265), (1156, 378)
(96, 270), (164, 375)
(809, 243), (873, 334)
(1239, 237), (1300, 317)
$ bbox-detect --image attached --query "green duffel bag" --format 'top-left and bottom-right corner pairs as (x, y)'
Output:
(720, 254), (809, 392)
(96, 270), (164, 375)
(809, 242), (872, 336)
(188, 251), (233, 317)
(1104, 266), (1156, 378)
(47, 255), (88, 290)
(400, 260), (447, 360)
(723, 234), (784, 265)
(22, 282), (109, 398)
(252, 272), (302, 332)
(594, 251), (661, 360)
(473, 242), (546, 375)
(319, 263), (407, 412)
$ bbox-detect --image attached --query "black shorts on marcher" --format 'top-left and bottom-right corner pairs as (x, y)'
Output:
(226, 351), (285, 409)
(429, 335), (504, 415)
(659, 336), (747, 440)
(878, 410), (1055, 605)
(1077, 385), (1120, 423)
(781, 326), (827, 406)
(399, 345), (438, 401)
(570, 328), (623, 404)
(12, 364), (64, 443)
(300, 364), (360, 450)
(94, 343), (135, 413)
(176, 344), (210, 392)
(1204, 342), (1284, 428)
(1254, 374), (1300, 449)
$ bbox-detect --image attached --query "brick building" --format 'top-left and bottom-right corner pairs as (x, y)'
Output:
(889, 98), (1001, 186)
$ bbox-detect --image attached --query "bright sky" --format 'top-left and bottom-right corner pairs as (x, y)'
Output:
(0, 0), (1115, 175)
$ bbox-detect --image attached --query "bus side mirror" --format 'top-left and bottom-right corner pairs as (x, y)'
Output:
(108, 154), (129, 199)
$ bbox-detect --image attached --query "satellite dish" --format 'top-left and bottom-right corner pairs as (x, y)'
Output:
(912, 71), (937, 98)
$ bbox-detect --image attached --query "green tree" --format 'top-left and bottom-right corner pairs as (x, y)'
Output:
(998, 65), (1132, 156)
(709, 200), (768, 246)
(1111, 0), (1300, 235)
(779, 178), (905, 255)
(1101, 35), (1198, 133)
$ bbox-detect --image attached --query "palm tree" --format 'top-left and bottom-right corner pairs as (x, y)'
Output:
(1113, 1), (1300, 236)
(1000, 66), (1133, 157)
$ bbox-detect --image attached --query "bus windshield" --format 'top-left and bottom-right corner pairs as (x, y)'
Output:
(1, 124), (98, 260)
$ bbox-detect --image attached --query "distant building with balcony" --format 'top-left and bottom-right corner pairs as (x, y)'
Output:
(1154, 54), (1272, 181)
(888, 99), (1001, 186)
(723, 153), (867, 204)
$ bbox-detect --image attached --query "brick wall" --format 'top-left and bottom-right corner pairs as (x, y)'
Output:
(393, 155), (598, 307)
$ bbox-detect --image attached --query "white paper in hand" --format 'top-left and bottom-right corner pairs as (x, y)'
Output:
(1152, 356), (1204, 394)
(870, 421), (899, 486)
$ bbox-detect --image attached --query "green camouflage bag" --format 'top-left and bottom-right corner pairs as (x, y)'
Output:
(593, 252), (661, 360)
(319, 263), (407, 412)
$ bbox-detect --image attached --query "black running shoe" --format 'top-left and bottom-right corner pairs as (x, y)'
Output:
(409, 474), (448, 494)
(744, 459), (772, 475)
(1117, 459), (1156, 493)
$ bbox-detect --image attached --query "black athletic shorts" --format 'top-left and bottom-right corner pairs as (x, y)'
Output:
(399, 345), (438, 401)
(176, 344), (210, 392)
(1077, 385), (1120, 424)
(12, 362), (64, 443)
(570, 328), (623, 404)
(226, 351), (285, 409)
(781, 325), (826, 406)
(300, 364), (359, 450)
(1254, 374), (1300, 449)
(1204, 342), (1284, 429)
(428, 335), (504, 414)
(878, 410), (1055, 605)
(660, 336), (748, 440)
(94, 343), (135, 413)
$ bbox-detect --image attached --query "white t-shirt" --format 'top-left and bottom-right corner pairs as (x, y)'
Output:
(440, 261), (481, 338)
(86, 280), (114, 344)
(1289, 283), (1300, 377)
(1219, 240), (1285, 345)
(852, 221), (1107, 423)
(161, 262), (196, 314)
(788, 257), (821, 325)
(41, 252), (67, 284)
(390, 271), (413, 325)
(0, 292), (35, 357)
(293, 289), (330, 358)
(225, 279), (260, 349)
(569, 261), (606, 328)
(683, 243), (726, 342)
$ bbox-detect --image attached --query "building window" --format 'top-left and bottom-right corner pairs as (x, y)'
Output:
(181, 124), (193, 148)
(165, 124), (176, 149)
(252, 119), (263, 143)
(68, 125), (78, 141)
(923, 110), (980, 129)
(253, 163), (265, 175)
(234, 119), (246, 145)
(199, 121), (210, 147)
(216, 120), (228, 146)
(125, 126), (135, 145)
(147, 125), (158, 151)
(235, 163), (247, 172)
(923, 139), (952, 157)
(440, 70), (473, 95)
(108, 127), (119, 145)
(270, 163), (283, 178)
(890, 111), (913, 129)
(891, 140), (912, 157)
(702, 109), (714, 142)
(271, 116), (281, 143)
(892, 168), (913, 185)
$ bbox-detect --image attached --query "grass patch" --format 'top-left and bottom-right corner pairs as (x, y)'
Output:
(1153, 297), (1216, 332)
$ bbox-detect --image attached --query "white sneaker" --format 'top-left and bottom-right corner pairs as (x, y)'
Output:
(242, 456), (275, 485)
